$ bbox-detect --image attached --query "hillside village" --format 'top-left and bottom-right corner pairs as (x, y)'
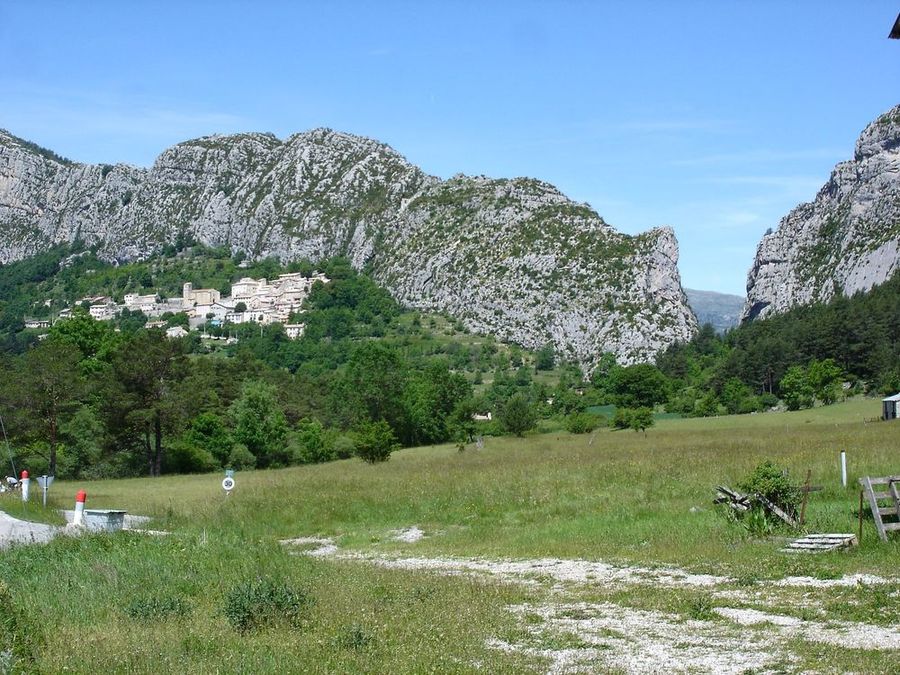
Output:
(26, 271), (329, 339)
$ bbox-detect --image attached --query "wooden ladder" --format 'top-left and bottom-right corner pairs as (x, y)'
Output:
(859, 475), (900, 542)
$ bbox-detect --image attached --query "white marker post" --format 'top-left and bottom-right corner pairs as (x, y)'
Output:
(73, 490), (86, 526)
(840, 451), (847, 488)
(20, 470), (29, 503)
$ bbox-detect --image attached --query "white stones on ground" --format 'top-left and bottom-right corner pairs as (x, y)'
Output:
(497, 602), (781, 675)
(390, 526), (426, 543)
(714, 607), (900, 651)
(278, 536), (338, 557)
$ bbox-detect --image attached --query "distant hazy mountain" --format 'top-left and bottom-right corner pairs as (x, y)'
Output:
(684, 289), (744, 333)
(0, 127), (697, 368)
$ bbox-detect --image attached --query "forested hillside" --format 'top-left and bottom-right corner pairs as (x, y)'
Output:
(1, 244), (896, 481)
(658, 269), (900, 415)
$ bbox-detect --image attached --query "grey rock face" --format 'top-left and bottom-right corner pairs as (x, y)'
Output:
(0, 127), (697, 368)
(743, 105), (900, 322)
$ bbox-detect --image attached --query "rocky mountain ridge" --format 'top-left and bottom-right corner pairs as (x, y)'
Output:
(0, 127), (697, 368)
(743, 104), (900, 322)
(684, 289), (744, 333)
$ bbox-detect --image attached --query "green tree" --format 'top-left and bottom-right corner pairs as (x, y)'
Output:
(354, 419), (399, 463)
(230, 381), (290, 468)
(806, 358), (843, 404)
(534, 343), (556, 371)
(108, 330), (189, 476)
(295, 418), (336, 464)
(48, 307), (119, 368)
(498, 393), (537, 436)
(779, 365), (814, 411)
(332, 342), (407, 432)
(14, 341), (84, 476)
(611, 364), (669, 409)
(58, 405), (105, 479)
(183, 413), (234, 466)
(720, 378), (754, 415)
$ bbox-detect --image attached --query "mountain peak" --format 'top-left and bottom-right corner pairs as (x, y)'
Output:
(0, 126), (697, 367)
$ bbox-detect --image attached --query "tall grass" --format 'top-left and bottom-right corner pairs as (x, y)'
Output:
(0, 399), (896, 671)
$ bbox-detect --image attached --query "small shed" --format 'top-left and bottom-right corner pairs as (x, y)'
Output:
(882, 393), (900, 420)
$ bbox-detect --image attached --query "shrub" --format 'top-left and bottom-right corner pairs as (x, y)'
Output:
(610, 407), (631, 430)
(628, 407), (654, 432)
(331, 434), (356, 460)
(223, 578), (311, 634)
(729, 460), (802, 532)
(739, 460), (801, 517)
(164, 440), (219, 474)
(294, 419), (337, 464)
(565, 412), (599, 434)
(354, 420), (399, 463)
(227, 443), (257, 470)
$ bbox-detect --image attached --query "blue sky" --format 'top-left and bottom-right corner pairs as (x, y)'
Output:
(2, 1), (897, 295)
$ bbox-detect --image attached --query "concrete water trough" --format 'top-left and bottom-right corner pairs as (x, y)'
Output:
(82, 509), (127, 532)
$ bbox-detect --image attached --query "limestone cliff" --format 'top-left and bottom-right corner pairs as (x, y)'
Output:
(0, 127), (697, 367)
(743, 105), (900, 322)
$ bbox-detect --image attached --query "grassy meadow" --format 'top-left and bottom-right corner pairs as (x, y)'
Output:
(0, 398), (897, 672)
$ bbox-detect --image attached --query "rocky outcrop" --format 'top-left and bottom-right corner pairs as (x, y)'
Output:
(743, 105), (900, 322)
(0, 127), (697, 367)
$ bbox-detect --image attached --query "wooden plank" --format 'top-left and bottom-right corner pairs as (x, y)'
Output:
(889, 480), (900, 520)
(884, 522), (900, 532)
(755, 494), (798, 528)
(862, 476), (889, 542)
(877, 507), (900, 517)
(781, 533), (857, 553)
(865, 475), (900, 485)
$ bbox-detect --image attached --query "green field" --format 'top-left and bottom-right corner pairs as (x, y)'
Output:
(0, 399), (897, 673)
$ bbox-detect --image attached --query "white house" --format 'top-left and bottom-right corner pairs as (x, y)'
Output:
(89, 300), (118, 321)
(284, 323), (305, 339)
(165, 326), (189, 339)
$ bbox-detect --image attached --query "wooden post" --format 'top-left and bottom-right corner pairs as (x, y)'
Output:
(858, 489), (864, 544)
(799, 469), (812, 526)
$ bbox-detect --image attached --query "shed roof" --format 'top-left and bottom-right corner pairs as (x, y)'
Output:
(883, 393), (900, 402)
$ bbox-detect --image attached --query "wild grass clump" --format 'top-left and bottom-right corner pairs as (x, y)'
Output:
(0, 581), (41, 672)
(335, 623), (373, 651)
(124, 594), (191, 622)
(223, 577), (311, 634)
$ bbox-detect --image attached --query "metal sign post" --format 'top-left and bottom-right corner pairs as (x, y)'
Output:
(36, 475), (54, 507)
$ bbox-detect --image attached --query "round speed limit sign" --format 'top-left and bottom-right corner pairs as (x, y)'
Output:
(222, 476), (235, 492)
